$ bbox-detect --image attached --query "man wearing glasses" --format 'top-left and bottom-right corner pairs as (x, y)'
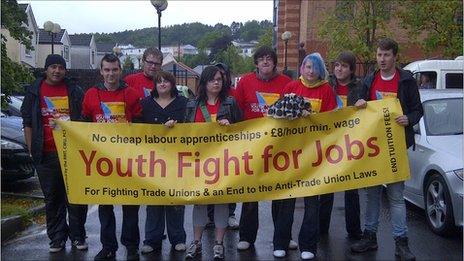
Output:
(124, 47), (163, 100)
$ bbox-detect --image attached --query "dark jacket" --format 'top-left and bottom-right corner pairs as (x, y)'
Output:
(184, 96), (243, 124)
(20, 76), (84, 163)
(139, 94), (188, 124)
(328, 75), (364, 106)
(362, 68), (423, 148)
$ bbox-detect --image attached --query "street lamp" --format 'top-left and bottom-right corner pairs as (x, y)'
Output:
(281, 31), (292, 73)
(43, 21), (61, 54)
(151, 0), (168, 50)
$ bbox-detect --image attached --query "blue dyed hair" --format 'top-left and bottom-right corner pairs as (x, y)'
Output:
(299, 52), (328, 80)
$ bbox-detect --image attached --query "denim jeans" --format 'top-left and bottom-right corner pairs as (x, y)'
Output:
(272, 198), (295, 251)
(298, 196), (319, 253)
(364, 182), (408, 237)
(144, 205), (186, 248)
(35, 153), (87, 244)
(99, 205), (140, 251)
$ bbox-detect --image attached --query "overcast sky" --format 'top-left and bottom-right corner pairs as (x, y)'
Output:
(18, 1), (274, 34)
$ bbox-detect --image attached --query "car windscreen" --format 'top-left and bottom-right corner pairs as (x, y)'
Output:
(423, 98), (463, 136)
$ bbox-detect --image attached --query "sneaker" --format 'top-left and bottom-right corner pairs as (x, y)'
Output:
(94, 248), (116, 260)
(394, 236), (416, 261)
(237, 241), (251, 250)
(126, 248), (139, 261)
(227, 215), (239, 229)
(140, 245), (154, 254)
(273, 250), (286, 258)
(213, 243), (224, 259)
(185, 240), (202, 259)
(350, 230), (378, 253)
(72, 239), (88, 250)
(175, 243), (187, 251)
(288, 240), (298, 250)
(301, 251), (315, 260)
(49, 240), (66, 253)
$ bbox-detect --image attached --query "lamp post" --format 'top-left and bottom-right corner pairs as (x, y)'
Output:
(150, 0), (168, 50)
(43, 21), (61, 54)
(281, 31), (292, 73)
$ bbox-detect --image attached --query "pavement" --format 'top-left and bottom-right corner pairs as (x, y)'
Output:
(1, 187), (463, 260)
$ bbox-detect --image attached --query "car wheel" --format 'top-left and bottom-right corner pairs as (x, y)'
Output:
(424, 173), (455, 236)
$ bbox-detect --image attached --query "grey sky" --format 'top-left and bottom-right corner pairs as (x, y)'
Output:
(18, 1), (274, 34)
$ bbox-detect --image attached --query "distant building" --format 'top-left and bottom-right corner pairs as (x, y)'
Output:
(161, 44), (199, 58)
(69, 34), (97, 69)
(118, 44), (146, 69)
(38, 28), (71, 68)
(1, 3), (39, 68)
(95, 42), (116, 66)
(232, 40), (258, 57)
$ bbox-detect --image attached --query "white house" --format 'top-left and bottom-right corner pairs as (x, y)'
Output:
(38, 28), (71, 68)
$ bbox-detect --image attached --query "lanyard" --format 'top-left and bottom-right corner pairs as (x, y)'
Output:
(199, 101), (212, 122)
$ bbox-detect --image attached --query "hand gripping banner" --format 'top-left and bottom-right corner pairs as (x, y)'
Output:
(53, 99), (410, 205)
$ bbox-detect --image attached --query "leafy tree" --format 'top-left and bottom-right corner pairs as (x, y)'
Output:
(1, 0), (34, 107)
(239, 20), (262, 42)
(230, 21), (242, 39)
(396, 0), (463, 58)
(180, 51), (209, 69)
(255, 27), (273, 49)
(122, 56), (134, 70)
(318, 0), (392, 67)
(215, 45), (254, 75)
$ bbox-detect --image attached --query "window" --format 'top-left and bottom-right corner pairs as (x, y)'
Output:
(413, 71), (437, 89)
(423, 98), (463, 136)
(63, 46), (70, 61)
(91, 50), (95, 65)
(445, 73), (463, 89)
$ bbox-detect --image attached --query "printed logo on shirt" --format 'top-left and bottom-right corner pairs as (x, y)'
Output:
(252, 92), (281, 113)
(336, 95), (347, 109)
(42, 96), (70, 122)
(143, 87), (151, 97)
(97, 102), (126, 123)
(375, 91), (397, 100)
(304, 98), (322, 113)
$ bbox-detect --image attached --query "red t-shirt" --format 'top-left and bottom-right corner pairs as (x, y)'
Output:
(39, 81), (69, 152)
(194, 100), (220, 122)
(283, 80), (337, 113)
(335, 83), (349, 108)
(124, 72), (154, 100)
(233, 73), (291, 120)
(82, 86), (141, 123)
(369, 70), (399, 100)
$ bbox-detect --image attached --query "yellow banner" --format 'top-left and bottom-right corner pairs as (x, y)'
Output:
(54, 99), (409, 205)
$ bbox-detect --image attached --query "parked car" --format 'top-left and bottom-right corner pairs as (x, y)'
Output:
(405, 89), (463, 236)
(1, 111), (35, 182)
(3, 95), (24, 117)
(403, 57), (463, 89)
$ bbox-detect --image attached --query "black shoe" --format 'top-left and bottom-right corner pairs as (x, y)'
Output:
(395, 236), (415, 261)
(49, 240), (66, 253)
(72, 239), (89, 250)
(94, 248), (116, 260)
(347, 232), (363, 240)
(350, 230), (378, 253)
(127, 248), (139, 261)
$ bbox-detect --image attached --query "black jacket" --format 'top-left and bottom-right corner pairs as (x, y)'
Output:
(328, 75), (364, 106)
(20, 77), (84, 163)
(139, 94), (187, 124)
(362, 68), (423, 148)
(184, 96), (243, 124)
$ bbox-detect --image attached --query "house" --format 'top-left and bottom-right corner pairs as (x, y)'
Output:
(162, 53), (199, 93)
(1, 3), (39, 68)
(37, 28), (71, 68)
(69, 34), (97, 69)
(96, 42), (116, 66)
(232, 41), (258, 57)
(161, 44), (199, 58)
(119, 44), (146, 69)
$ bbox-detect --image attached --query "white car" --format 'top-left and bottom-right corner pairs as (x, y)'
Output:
(405, 89), (463, 236)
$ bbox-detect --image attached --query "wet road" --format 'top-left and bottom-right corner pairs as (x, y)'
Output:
(1, 182), (462, 260)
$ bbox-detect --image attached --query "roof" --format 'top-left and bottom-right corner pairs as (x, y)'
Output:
(404, 59), (464, 72)
(163, 60), (199, 77)
(96, 42), (116, 53)
(69, 34), (92, 46)
(193, 64), (209, 75)
(38, 28), (65, 44)
(19, 3), (28, 11)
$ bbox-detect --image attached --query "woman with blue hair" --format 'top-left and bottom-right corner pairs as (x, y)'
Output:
(282, 52), (337, 260)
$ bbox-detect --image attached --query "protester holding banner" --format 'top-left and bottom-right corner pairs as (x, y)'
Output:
(184, 66), (242, 260)
(137, 71), (188, 254)
(124, 47), (163, 100)
(20, 54), (88, 253)
(205, 62), (240, 230)
(282, 52), (337, 260)
(233, 46), (297, 258)
(325, 51), (364, 240)
(82, 54), (142, 260)
(350, 38), (422, 261)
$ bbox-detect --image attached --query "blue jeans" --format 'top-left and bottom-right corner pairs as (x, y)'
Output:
(144, 205), (186, 248)
(99, 205), (140, 251)
(364, 182), (408, 237)
(35, 153), (87, 244)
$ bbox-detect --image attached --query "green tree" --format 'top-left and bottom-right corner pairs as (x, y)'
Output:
(180, 51), (209, 69)
(318, 0), (392, 66)
(255, 27), (273, 49)
(215, 45), (254, 75)
(122, 56), (134, 70)
(1, 0), (34, 107)
(396, 0), (463, 58)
